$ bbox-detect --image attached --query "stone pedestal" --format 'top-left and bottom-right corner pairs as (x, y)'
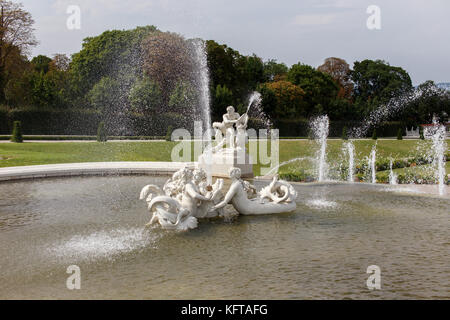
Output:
(198, 149), (253, 178)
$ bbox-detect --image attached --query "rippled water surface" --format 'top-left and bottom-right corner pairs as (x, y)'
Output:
(0, 176), (449, 299)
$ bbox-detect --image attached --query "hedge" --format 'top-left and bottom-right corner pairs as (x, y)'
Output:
(271, 119), (405, 137)
(0, 107), (408, 138)
(0, 107), (191, 136)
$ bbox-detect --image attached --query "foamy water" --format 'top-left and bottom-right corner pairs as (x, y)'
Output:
(48, 227), (160, 261)
(305, 199), (339, 209)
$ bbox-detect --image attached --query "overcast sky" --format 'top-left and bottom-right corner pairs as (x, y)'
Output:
(20, 0), (450, 85)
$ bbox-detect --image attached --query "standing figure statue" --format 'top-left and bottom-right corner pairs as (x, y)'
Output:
(223, 106), (240, 149)
(235, 112), (248, 150)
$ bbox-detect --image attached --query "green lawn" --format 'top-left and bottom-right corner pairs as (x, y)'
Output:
(0, 140), (449, 181)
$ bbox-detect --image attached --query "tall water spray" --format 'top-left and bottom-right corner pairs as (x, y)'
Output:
(429, 118), (447, 195)
(311, 115), (329, 182)
(192, 40), (213, 184)
(389, 159), (398, 185)
(192, 40), (212, 133)
(345, 141), (355, 183)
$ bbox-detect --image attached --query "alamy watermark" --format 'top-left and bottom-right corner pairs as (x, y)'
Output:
(66, 265), (81, 290)
(366, 265), (381, 290)
(366, 5), (381, 30)
(66, 5), (81, 30)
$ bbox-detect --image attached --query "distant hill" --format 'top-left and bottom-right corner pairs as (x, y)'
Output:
(437, 82), (450, 90)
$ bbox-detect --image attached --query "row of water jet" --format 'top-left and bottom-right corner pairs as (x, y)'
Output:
(368, 144), (377, 184)
(389, 159), (398, 185)
(310, 115), (330, 182)
(428, 118), (447, 196)
(343, 140), (355, 183)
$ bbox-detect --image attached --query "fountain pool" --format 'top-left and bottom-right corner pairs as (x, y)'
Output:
(0, 175), (448, 299)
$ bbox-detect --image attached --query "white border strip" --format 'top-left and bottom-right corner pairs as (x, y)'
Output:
(0, 162), (196, 181)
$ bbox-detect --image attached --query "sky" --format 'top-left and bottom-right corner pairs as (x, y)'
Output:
(19, 0), (450, 85)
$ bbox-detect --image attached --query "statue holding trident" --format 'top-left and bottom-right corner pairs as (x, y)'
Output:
(200, 100), (255, 178)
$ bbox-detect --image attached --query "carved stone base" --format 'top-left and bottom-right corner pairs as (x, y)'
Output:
(198, 149), (254, 178)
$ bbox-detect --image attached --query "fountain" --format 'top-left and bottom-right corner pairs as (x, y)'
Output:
(310, 115), (329, 182)
(428, 117), (447, 195)
(192, 40), (214, 184)
(141, 103), (298, 230)
(140, 166), (298, 230)
(368, 144), (377, 184)
(389, 159), (398, 185)
(344, 141), (355, 183)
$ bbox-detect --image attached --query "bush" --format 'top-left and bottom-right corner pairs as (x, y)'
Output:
(10, 121), (23, 143)
(397, 128), (403, 140)
(342, 126), (348, 140)
(165, 125), (174, 141)
(372, 129), (377, 140)
(97, 121), (107, 142)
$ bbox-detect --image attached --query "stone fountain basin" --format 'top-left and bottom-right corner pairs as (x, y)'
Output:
(0, 175), (448, 299)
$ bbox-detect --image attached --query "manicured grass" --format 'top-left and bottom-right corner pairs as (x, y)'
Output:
(1, 140), (448, 181)
(0, 142), (178, 167)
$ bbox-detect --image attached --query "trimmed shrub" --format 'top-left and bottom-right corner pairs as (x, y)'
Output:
(397, 128), (403, 140)
(372, 129), (377, 140)
(165, 125), (174, 141)
(97, 121), (107, 142)
(342, 126), (348, 140)
(10, 121), (23, 143)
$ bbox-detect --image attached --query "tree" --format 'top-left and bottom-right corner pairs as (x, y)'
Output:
(141, 32), (194, 105)
(244, 54), (264, 89)
(129, 76), (162, 114)
(3, 45), (32, 106)
(263, 59), (288, 82)
(88, 77), (120, 113)
(206, 39), (254, 116)
(31, 55), (52, 73)
(70, 26), (157, 105)
(351, 59), (412, 116)
(49, 54), (70, 72)
(263, 80), (306, 118)
(0, 0), (37, 102)
(372, 129), (377, 140)
(287, 63), (339, 117)
(212, 84), (233, 119)
(318, 57), (353, 99)
(168, 81), (196, 113)
(401, 80), (450, 124)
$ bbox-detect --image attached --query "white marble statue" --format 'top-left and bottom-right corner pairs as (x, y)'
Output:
(213, 168), (297, 215)
(211, 105), (246, 152)
(139, 167), (226, 231)
(140, 167), (298, 230)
